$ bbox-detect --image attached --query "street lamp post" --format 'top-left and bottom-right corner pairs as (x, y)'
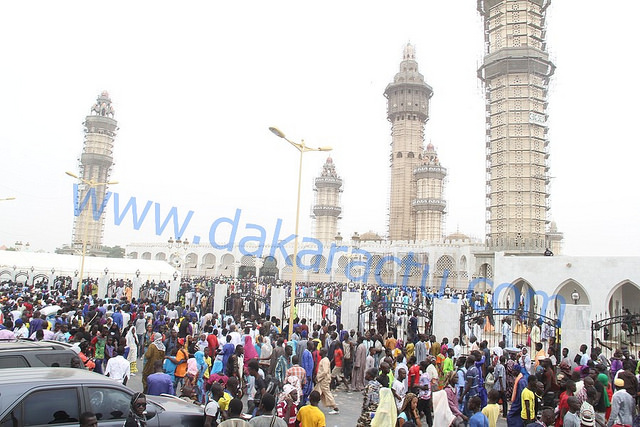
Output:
(269, 126), (332, 339)
(66, 171), (118, 300)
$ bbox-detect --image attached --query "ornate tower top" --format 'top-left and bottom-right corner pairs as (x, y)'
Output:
(403, 42), (416, 60)
(91, 91), (115, 117)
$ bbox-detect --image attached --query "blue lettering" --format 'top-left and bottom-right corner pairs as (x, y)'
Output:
(269, 218), (295, 262)
(155, 203), (194, 239)
(325, 243), (348, 274)
(374, 254), (401, 287)
(73, 184), (112, 220)
(208, 209), (241, 250)
(297, 238), (324, 270)
(238, 223), (267, 257)
(400, 253), (421, 288)
(345, 248), (371, 282)
(112, 193), (152, 230)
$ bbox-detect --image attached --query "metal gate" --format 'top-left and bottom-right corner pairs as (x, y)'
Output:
(358, 300), (432, 341)
(460, 304), (561, 352)
(224, 291), (269, 319)
(282, 296), (340, 326)
(592, 312), (640, 359)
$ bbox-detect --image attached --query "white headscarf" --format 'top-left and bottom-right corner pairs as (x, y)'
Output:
(371, 388), (397, 427)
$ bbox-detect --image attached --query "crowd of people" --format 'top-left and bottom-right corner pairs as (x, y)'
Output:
(1, 276), (640, 427)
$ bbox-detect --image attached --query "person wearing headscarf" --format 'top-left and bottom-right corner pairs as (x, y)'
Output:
(143, 333), (165, 393)
(243, 335), (258, 372)
(276, 384), (299, 427)
(125, 326), (138, 374)
(432, 389), (456, 427)
(194, 350), (208, 403)
(124, 392), (148, 427)
(286, 375), (303, 406)
(207, 350), (229, 389)
(372, 387), (397, 427)
(595, 373), (611, 425)
(397, 392), (421, 427)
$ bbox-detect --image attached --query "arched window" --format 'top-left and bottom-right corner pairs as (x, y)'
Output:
(396, 152), (403, 158)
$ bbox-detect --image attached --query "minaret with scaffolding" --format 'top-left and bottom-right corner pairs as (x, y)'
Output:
(478, 0), (557, 251)
(72, 91), (117, 253)
(312, 157), (343, 243)
(413, 143), (447, 241)
(385, 43), (433, 241)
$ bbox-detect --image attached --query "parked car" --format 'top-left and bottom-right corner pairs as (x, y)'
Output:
(0, 340), (81, 369)
(0, 367), (204, 426)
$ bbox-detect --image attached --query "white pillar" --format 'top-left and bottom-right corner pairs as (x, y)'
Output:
(433, 298), (461, 342)
(169, 276), (180, 303)
(561, 304), (591, 358)
(132, 277), (141, 301)
(341, 291), (361, 332)
(213, 282), (228, 315)
(72, 277), (79, 294)
(98, 275), (109, 299)
(270, 286), (286, 322)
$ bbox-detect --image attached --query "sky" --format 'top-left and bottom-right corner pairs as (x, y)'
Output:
(0, 1), (638, 257)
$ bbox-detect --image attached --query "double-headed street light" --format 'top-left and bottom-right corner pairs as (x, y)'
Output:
(268, 126), (332, 340)
(65, 171), (118, 300)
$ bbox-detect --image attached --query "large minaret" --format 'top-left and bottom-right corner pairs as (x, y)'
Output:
(385, 43), (433, 241)
(72, 91), (117, 252)
(478, 0), (555, 251)
(413, 143), (447, 241)
(312, 157), (343, 243)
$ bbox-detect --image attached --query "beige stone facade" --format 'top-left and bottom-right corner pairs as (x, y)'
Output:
(385, 44), (440, 242)
(312, 157), (342, 243)
(413, 143), (447, 241)
(71, 92), (117, 252)
(478, 0), (558, 252)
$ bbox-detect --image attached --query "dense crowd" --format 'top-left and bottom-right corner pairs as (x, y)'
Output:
(1, 276), (640, 427)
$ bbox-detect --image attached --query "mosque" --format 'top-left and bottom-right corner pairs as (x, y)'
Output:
(0, 1), (633, 351)
(124, 1), (640, 332)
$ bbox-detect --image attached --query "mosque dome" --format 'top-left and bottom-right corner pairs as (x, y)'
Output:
(446, 231), (470, 241)
(360, 231), (384, 242)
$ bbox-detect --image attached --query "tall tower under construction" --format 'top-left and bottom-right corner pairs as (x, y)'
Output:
(385, 43), (433, 242)
(312, 157), (343, 243)
(478, 0), (555, 251)
(72, 91), (117, 253)
(413, 143), (447, 241)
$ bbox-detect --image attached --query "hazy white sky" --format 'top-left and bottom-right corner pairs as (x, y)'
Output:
(0, 1), (638, 256)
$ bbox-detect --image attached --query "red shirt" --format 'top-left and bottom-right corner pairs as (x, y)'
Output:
(207, 334), (219, 352)
(334, 348), (344, 368)
(408, 364), (421, 389)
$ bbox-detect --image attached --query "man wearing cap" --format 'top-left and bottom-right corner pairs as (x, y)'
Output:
(607, 377), (635, 427)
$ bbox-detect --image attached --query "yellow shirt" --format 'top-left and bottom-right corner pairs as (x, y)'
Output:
(481, 403), (500, 427)
(218, 392), (232, 411)
(520, 388), (535, 420)
(296, 404), (326, 427)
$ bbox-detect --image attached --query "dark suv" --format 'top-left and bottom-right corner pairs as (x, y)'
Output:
(0, 367), (204, 426)
(0, 340), (81, 369)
